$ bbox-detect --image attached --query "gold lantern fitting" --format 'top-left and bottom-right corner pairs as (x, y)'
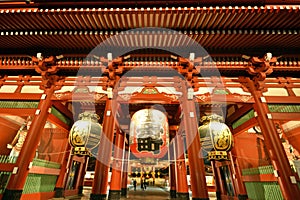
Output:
(69, 111), (102, 156)
(198, 114), (233, 161)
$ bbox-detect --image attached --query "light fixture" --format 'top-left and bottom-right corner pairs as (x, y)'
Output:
(198, 114), (233, 160)
(69, 111), (102, 156)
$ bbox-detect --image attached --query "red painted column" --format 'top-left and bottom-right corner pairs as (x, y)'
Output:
(54, 144), (72, 197)
(3, 86), (55, 200)
(181, 87), (209, 200)
(121, 142), (129, 197)
(91, 99), (116, 200)
(211, 161), (222, 200)
(247, 77), (300, 199)
(169, 131), (177, 199)
(215, 162), (226, 197)
(228, 149), (247, 200)
(108, 128), (125, 199)
(174, 132), (189, 200)
(77, 156), (89, 195)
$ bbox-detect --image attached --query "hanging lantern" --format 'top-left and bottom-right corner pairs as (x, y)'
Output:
(129, 108), (169, 158)
(198, 114), (233, 160)
(69, 111), (102, 156)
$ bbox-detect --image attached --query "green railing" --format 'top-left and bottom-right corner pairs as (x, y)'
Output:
(0, 155), (15, 194)
(268, 104), (300, 113)
(0, 172), (11, 194)
(23, 159), (61, 193)
(0, 155), (17, 163)
(23, 174), (58, 194)
(0, 156), (61, 194)
(245, 182), (283, 200)
(242, 165), (283, 200)
(32, 158), (61, 169)
(0, 100), (39, 108)
(242, 165), (274, 175)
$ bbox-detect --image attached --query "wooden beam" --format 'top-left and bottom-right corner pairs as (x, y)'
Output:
(0, 93), (41, 100)
(232, 118), (257, 136)
(0, 108), (35, 116)
(47, 114), (70, 132)
(52, 101), (73, 120)
(0, 116), (21, 129)
(28, 166), (60, 176)
(271, 112), (300, 120)
(226, 104), (253, 125)
(265, 96), (300, 104)
(0, 163), (16, 172)
(242, 174), (278, 182)
(195, 94), (254, 104)
(2, 64), (300, 73)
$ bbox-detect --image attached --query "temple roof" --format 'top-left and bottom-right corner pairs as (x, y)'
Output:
(0, 2), (299, 58)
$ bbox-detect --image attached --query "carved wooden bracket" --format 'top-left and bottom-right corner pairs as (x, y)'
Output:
(245, 53), (277, 91)
(177, 57), (200, 89)
(32, 54), (64, 90)
(102, 57), (123, 89)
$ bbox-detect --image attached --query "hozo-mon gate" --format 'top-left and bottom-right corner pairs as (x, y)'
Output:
(1, 1), (300, 200)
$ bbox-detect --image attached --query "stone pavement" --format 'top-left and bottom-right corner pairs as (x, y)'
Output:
(50, 186), (217, 200)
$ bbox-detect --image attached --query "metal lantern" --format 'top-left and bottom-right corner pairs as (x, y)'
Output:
(198, 114), (233, 160)
(69, 111), (102, 156)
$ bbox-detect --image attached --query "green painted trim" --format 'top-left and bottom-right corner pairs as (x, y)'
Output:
(245, 182), (283, 200)
(23, 174), (58, 194)
(268, 104), (300, 113)
(0, 100), (71, 126)
(0, 101), (38, 108)
(32, 158), (61, 169)
(50, 106), (72, 126)
(213, 89), (229, 94)
(242, 165), (274, 175)
(0, 172), (11, 194)
(242, 166), (284, 199)
(232, 109), (255, 129)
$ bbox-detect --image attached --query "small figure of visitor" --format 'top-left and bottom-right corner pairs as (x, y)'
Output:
(133, 179), (137, 191)
(143, 179), (147, 190)
(141, 179), (144, 190)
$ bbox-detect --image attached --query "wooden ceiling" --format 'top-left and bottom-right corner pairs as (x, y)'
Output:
(0, 1), (299, 58)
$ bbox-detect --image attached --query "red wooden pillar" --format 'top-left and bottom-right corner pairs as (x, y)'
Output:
(174, 133), (189, 200)
(91, 99), (116, 200)
(211, 161), (222, 200)
(108, 128), (125, 199)
(3, 86), (55, 200)
(54, 144), (72, 197)
(215, 162), (226, 197)
(228, 150), (247, 200)
(181, 86), (209, 200)
(77, 156), (89, 195)
(121, 142), (129, 197)
(246, 77), (300, 199)
(169, 131), (177, 199)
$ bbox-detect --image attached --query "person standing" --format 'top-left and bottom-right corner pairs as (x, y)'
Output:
(143, 179), (147, 190)
(141, 178), (144, 190)
(133, 179), (137, 191)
